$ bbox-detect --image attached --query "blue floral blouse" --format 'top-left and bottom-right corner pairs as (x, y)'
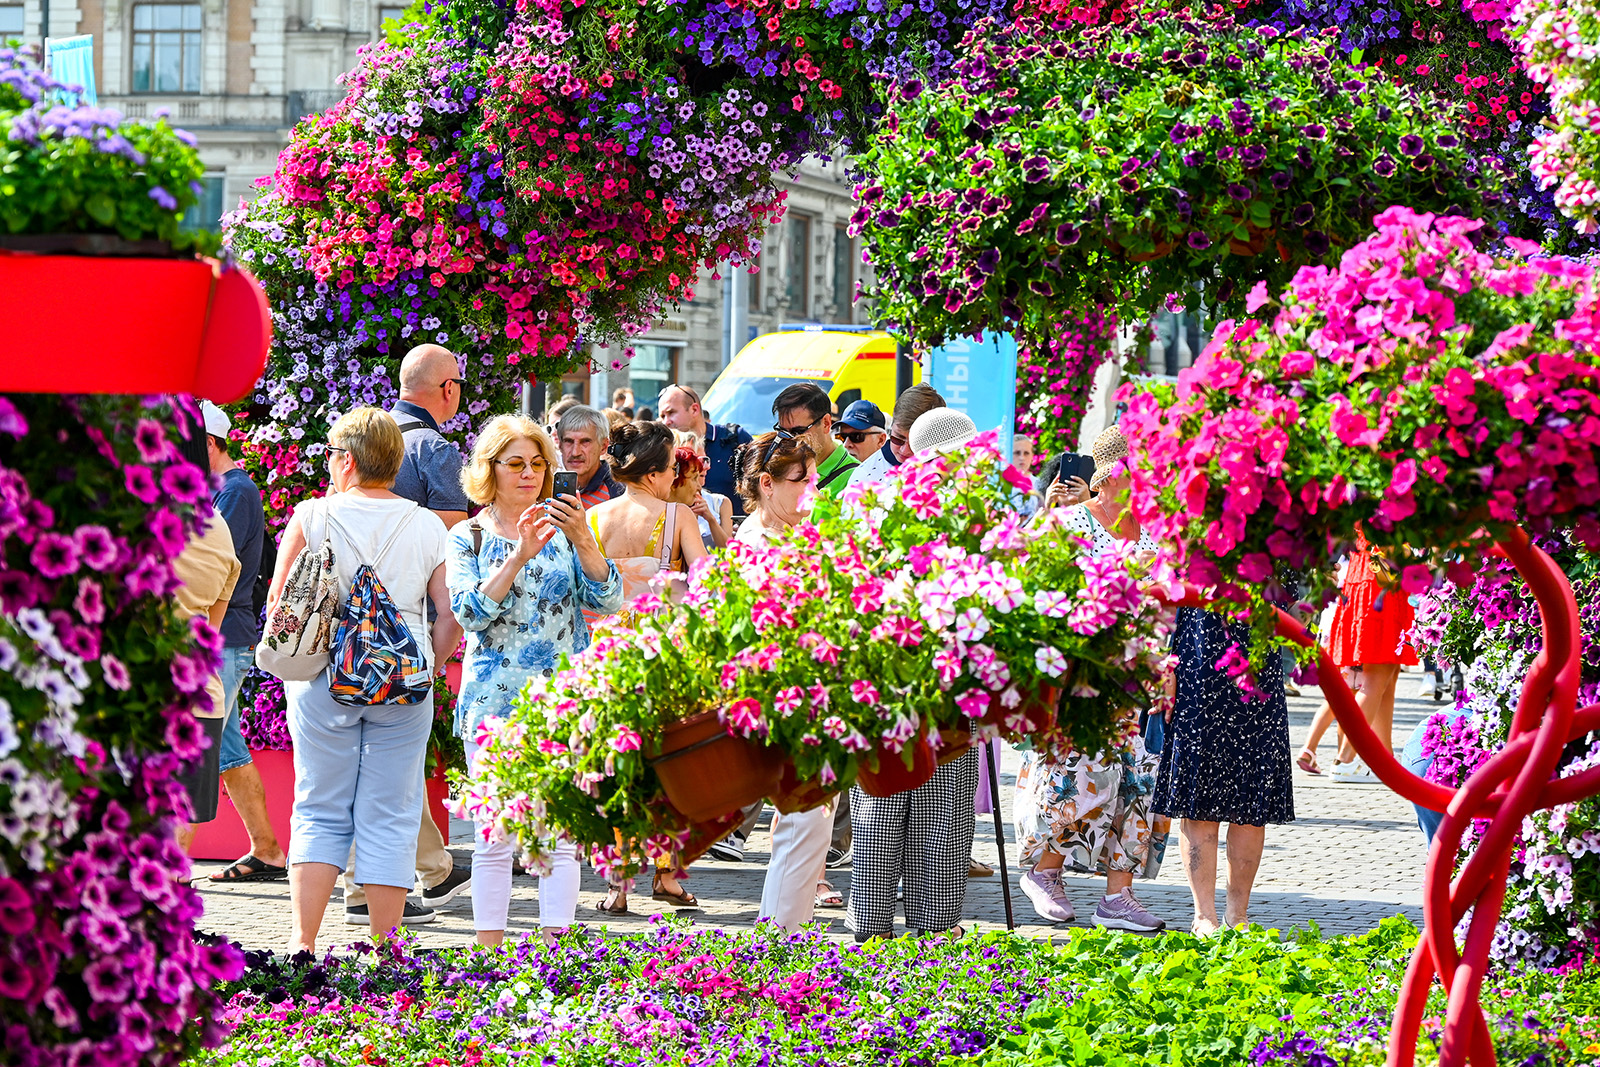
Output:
(446, 521), (624, 740)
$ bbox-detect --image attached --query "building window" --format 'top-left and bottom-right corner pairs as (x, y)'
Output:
(559, 372), (589, 404)
(181, 174), (227, 233)
(747, 253), (761, 312)
(0, 5), (24, 41)
(832, 225), (854, 324)
(377, 4), (408, 35)
(629, 344), (678, 415)
(131, 2), (202, 94)
(786, 214), (812, 318)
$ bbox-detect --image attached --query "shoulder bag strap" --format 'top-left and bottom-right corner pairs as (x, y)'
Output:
(658, 502), (678, 571)
(392, 417), (426, 434)
(469, 515), (484, 556)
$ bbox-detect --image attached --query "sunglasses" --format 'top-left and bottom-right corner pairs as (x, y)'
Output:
(889, 431), (910, 449)
(494, 457), (547, 473)
(835, 429), (879, 444)
(774, 413), (826, 440)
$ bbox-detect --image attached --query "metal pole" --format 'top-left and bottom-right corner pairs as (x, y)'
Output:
(895, 340), (913, 403)
(41, 0), (51, 59)
(523, 380), (546, 421)
(985, 741), (1015, 931)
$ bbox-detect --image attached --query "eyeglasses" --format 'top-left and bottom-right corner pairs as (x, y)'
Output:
(888, 431), (910, 449)
(494, 457), (547, 473)
(440, 378), (467, 391)
(326, 446), (349, 460)
(774, 413), (826, 440)
(835, 429), (878, 445)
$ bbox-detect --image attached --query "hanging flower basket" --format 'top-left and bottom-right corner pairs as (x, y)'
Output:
(647, 709), (785, 823)
(0, 245), (271, 402)
(679, 809), (751, 868)
(856, 737), (938, 798)
(1227, 223), (1276, 258)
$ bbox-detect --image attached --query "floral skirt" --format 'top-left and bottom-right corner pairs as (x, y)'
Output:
(1013, 732), (1168, 878)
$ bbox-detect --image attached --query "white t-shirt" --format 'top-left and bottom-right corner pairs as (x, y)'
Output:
(734, 514), (778, 546)
(295, 494), (449, 669)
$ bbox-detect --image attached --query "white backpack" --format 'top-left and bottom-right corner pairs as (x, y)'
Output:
(255, 498), (342, 682)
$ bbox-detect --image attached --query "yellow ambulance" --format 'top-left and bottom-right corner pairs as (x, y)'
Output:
(701, 327), (916, 432)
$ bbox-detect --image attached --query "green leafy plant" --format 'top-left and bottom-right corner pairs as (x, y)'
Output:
(1, 49), (216, 251)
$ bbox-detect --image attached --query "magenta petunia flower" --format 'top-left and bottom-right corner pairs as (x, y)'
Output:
(123, 465), (159, 504)
(82, 956), (130, 1004)
(74, 525), (118, 571)
(133, 419), (171, 464)
(29, 532), (79, 580)
(160, 461), (209, 504)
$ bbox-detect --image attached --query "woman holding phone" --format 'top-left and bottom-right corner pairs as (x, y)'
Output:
(446, 414), (623, 947)
(1039, 451), (1093, 510)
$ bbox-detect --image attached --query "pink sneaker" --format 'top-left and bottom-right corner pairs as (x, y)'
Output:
(1092, 888), (1167, 932)
(1020, 868), (1076, 923)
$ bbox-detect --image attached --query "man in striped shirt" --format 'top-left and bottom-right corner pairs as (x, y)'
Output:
(556, 405), (625, 509)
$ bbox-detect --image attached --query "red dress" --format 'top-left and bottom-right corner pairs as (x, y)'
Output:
(1327, 535), (1419, 668)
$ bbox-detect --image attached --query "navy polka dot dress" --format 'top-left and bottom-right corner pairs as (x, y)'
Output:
(1153, 608), (1295, 826)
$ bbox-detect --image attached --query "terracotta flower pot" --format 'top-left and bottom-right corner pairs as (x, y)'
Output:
(0, 248), (271, 402)
(1228, 223), (1275, 257)
(980, 683), (1061, 738)
(1108, 233), (1178, 263)
(855, 737), (937, 798)
(771, 760), (836, 815)
(647, 709), (784, 823)
(679, 809), (749, 868)
(935, 725), (974, 766)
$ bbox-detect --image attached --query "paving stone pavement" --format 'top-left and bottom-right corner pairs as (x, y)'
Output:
(194, 678), (1447, 951)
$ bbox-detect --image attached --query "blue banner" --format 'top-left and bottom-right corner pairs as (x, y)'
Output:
(47, 36), (97, 106)
(925, 331), (1018, 462)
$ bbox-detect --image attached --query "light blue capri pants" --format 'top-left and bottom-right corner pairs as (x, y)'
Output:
(286, 672), (432, 889)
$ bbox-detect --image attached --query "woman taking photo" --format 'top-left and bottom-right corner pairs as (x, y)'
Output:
(587, 421), (707, 913)
(1014, 427), (1169, 932)
(268, 407), (459, 953)
(728, 433), (841, 925)
(447, 414), (623, 947)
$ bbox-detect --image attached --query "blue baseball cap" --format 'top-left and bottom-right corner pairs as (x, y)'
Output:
(837, 399), (886, 432)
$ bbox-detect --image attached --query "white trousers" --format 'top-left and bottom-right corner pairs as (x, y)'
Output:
(759, 800), (833, 930)
(465, 741), (580, 931)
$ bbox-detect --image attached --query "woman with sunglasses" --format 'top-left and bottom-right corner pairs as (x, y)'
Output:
(726, 433), (843, 925)
(446, 414), (623, 948)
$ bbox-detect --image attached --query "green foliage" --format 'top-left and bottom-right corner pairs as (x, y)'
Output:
(1, 51), (216, 252)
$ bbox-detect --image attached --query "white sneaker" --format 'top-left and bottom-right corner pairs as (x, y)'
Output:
(1021, 868), (1076, 923)
(1329, 758), (1378, 783)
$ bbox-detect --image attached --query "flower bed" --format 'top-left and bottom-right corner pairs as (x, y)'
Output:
(195, 919), (1600, 1067)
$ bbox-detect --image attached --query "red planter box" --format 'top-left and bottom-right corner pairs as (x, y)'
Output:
(186, 748), (452, 861)
(187, 747), (296, 862)
(0, 252), (271, 402)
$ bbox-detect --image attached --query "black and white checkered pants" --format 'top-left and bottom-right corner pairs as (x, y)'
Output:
(846, 747), (979, 938)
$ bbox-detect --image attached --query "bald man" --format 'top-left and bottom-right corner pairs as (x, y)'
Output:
(342, 342), (473, 927)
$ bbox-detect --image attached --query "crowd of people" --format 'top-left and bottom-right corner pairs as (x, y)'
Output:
(169, 342), (1422, 951)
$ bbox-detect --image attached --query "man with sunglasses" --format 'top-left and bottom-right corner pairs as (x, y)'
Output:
(834, 400), (888, 463)
(848, 383), (946, 489)
(772, 382), (858, 493)
(340, 342), (473, 927)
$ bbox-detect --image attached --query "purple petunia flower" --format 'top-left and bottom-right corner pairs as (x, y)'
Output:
(1269, 170), (1292, 190)
(1398, 134), (1424, 157)
(82, 956), (130, 1003)
(1188, 231), (1212, 250)
(1374, 155), (1397, 178)
(1227, 183), (1252, 201)
(148, 185), (178, 211)
(975, 248), (1000, 275)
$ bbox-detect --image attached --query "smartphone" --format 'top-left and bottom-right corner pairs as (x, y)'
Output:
(552, 471), (578, 499)
(1053, 452), (1095, 485)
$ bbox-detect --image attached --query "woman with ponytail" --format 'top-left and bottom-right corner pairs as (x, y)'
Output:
(584, 420), (707, 913)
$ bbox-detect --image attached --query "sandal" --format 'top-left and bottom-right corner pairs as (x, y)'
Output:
(210, 854), (289, 883)
(595, 890), (629, 915)
(968, 857), (994, 878)
(651, 874), (700, 909)
(815, 880), (844, 909)
(1294, 748), (1322, 776)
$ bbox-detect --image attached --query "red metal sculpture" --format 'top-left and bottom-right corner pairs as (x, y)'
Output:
(1250, 526), (1598, 1067)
